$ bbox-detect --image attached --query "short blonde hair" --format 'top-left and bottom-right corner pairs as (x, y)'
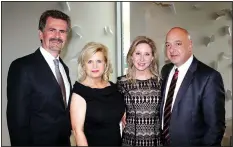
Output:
(126, 36), (159, 82)
(77, 42), (113, 82)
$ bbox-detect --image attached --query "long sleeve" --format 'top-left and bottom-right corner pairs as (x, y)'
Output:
(202, 71), (226, 145)
(7, 60), (32, 145)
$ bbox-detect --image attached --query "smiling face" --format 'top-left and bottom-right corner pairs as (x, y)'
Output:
(39, 17), (68, 57)
(165, 28), (193, 67)
(84, 51), (106, 80)
(131, 43), (154, 72)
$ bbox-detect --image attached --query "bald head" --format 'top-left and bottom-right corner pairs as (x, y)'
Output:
(167, 27), (191, 40)
(165, 27), (193, 67)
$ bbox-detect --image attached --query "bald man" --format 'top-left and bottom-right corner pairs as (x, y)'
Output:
(160, 27), (225, 146)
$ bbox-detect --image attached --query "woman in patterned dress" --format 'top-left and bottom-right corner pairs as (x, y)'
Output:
(117, 36), (162, 146)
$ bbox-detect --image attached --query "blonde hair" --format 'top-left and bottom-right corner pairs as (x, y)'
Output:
(77, 42), (113, 82)
(126, 36), (159, 82)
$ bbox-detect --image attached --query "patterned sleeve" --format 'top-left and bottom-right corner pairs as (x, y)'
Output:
(156, 76), (163, 111)
(116, 77), (124, 94)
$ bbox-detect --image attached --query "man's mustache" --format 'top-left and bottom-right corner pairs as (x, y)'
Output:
(49, 38), (63, 43)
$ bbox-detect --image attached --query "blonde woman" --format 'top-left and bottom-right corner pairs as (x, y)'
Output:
(70, 42), (125, 146)
(117, 36), (162, 146)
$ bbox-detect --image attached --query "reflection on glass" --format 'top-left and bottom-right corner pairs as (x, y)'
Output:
(122, 2), (130, 75)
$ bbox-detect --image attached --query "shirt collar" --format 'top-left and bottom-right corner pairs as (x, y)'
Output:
(174, 54), (193, 72)
(40, 46), (60, 61)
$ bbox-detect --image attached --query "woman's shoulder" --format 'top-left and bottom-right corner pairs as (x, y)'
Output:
(117, 75), (127, 82)
(151, 76), (163, 87)
(72, 81), (84, 93)
(151, 75), (162, 81)
(73, 81), (81, 89)
(72, 81), (96, 101)
(72, 81), (94, 94)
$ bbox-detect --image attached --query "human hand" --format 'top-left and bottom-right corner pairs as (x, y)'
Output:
(121, 112), (126, 128)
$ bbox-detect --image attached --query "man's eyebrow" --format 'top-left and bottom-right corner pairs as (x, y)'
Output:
(165, 40), (182, 44)
(48, 27), (66, 31)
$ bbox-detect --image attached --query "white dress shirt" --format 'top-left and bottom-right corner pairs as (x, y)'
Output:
(162, 55), (193, 129)
(40, 47), (70, 104)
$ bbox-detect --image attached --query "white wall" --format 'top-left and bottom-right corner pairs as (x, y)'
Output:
(2, 2), (117, 145)
(130, 2), (232, 119)
(61, 2), (117, 84)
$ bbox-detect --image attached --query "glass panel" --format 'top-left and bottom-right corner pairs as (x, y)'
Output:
(122, 2), (130, 75)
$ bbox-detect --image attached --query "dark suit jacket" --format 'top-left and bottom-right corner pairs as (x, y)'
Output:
(7, 48), (72, 146)
(160, 56), (225, 146)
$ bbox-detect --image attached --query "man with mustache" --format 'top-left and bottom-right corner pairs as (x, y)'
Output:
(7, 10), (72, 146)
(160, 27), (225, 146)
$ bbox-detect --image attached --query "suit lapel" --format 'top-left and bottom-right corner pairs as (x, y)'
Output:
(172, 57), (198, 110)
(162, 72), (170, 102)
(34, 49), (66, 109)
(34, 49), (60, 89)
(160, 64), (173, 120)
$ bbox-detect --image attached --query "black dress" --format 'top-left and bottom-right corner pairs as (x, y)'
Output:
(72, 81), (125, 146)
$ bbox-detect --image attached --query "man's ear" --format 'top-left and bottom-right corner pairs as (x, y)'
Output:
(188, 40), (193, 52)
(39, 30), (43, 41)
